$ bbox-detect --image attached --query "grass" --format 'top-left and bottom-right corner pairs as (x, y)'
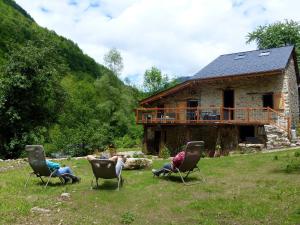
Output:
(0, 149), (300, 224)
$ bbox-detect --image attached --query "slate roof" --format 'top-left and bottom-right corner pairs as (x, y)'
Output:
(190, 45), (295, 80)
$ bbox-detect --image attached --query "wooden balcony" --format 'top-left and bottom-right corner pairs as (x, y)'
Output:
(136, 107), (291, 132)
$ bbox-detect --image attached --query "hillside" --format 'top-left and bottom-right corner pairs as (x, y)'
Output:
(0, 0), (142, 158)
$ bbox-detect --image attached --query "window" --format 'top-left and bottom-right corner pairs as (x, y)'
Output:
(234, 54), (246, 60)
(263, 94), (274, 108)
(259, 51), (270, 56)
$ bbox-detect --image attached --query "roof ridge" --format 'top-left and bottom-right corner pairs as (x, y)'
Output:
(219, 45), (294, 57)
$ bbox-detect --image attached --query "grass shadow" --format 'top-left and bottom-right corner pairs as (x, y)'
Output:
(271, 168), (300, 174)
(159, 174), (200, 183)
(91, 180), (120, 191)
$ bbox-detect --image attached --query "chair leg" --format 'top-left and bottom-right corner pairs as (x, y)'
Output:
(96, 178), (99, 189)
(176, 169), (186, 184)
(117, 177), (121, 191)
(184, 170), (191, 179)
(44, 171), (56, 188)
(39, 176), (45, 184)
(24, 172), (34, 188)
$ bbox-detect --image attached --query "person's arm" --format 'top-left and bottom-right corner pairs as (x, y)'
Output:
(46, 160), (60, 170)
(172, 151), (185, 169)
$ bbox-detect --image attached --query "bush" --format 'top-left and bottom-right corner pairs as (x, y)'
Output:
(159, 146), (170, 159)
(115, 135), (139, 148)
(120, 211), (135, 224)
(294, 151), (300, 157)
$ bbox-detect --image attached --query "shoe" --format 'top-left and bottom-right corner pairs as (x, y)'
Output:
(72, 176), (81, 183)
(152, 169), (160, 177)
(63, 176), (71, 183)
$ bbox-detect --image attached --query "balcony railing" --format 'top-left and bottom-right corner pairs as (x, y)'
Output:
(136, 107), (291, 132)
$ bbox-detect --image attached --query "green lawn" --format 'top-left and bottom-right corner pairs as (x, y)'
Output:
(0, 149), (300, 225)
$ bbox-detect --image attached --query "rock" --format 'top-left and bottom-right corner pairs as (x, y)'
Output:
(118, 151), (145, 158)
(238, 143), (264, 151)
(0, 159), (3, 162)
(31, 207), (51, 213)
(290, 143), (297, 147)
(60, 193), (71, 200)
(124, 158), (152, 170)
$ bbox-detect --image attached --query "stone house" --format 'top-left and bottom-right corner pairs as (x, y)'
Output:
(136, 46), (299, 155)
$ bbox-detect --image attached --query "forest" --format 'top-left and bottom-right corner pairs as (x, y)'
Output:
(0, 0), (147, 158)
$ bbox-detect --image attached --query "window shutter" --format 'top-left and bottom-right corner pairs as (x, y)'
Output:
(273, 93), (284, 110)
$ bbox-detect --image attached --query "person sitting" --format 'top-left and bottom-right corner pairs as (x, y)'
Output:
(86, 155), (127, 177)
(152, 150), (185, 176)
(46, 160), (80, 183)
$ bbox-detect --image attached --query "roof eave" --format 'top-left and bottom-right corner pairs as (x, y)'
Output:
(139, 69), (284, 106)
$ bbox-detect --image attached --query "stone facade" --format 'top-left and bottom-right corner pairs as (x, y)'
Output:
(264, 125), (291, 149)
(283, 58), (299, 126)
(143, 58), (299, 154)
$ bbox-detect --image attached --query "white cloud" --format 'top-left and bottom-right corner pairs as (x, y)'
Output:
(15, 0), (300, 84)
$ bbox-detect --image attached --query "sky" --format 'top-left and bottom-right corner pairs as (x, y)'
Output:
(15, 0), (300, 85)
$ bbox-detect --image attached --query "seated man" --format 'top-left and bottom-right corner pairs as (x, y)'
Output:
(46, 160), (80, 183)
(152, 150), (185, 176)
(86, 155), (126, 177)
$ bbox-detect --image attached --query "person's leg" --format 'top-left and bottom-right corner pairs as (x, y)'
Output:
(109, 156), (118, 162)
(115, 158), (124, 177)
(87, 155), (96, 161)
(152, 163), (172, 176)
(57, 166), (74, 175)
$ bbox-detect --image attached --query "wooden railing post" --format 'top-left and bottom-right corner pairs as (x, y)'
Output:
(267, 107), (271, 123)
(247, 108), (250, 122)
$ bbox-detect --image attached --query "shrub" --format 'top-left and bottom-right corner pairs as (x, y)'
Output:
(273, 155), (279, 160)
(120, 211), (135, 224)
(115, 135), (139, 148)
(294, 151), (300, 157)
(159, 146), (170, 159)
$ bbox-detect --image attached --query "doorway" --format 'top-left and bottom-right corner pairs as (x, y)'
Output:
(154, 131), (161, 154)
(187, 100), (199, 120)
(240, 126), (255, 142)
(223, 89), (234, 120)
(262, 94), (274, 108)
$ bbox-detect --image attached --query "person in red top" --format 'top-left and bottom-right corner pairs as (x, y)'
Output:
(152, 151), (185, 176)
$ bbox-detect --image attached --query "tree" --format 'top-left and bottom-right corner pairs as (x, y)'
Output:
(143, 66), (169, 94)
(246, 20), (300, 67)
(0, 41), (65, 158)
(103, 48), (124, 76)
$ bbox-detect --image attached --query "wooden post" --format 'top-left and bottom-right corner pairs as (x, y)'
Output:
(267, 107), (271, 123)
(247, 108), (250, 122)
(288, 116), (291, 139)
(220, 106), (223, 121)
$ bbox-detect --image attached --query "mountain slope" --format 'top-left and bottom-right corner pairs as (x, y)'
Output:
(0, 0), (142, 158)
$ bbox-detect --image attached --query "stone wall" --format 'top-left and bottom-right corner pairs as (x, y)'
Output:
(283, 58), (299, 126)
(264, 125), (291, 149)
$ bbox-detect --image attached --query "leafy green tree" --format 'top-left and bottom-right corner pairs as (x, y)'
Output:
(0, 41), (65, 158)
(246, 20), (300, 68)
(103, 48), (124, 76)
(143, 66), (169, 94)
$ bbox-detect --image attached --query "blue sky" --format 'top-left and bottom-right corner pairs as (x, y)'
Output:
(16, 0), (300, 85)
